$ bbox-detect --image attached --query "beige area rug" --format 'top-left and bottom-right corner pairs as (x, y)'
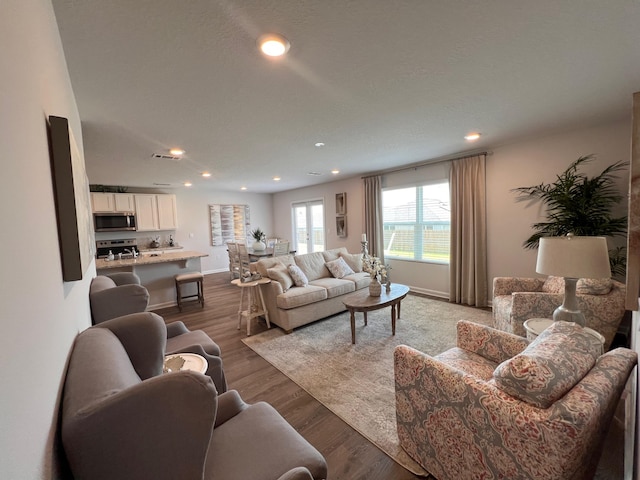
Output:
(242, 294), (493, 477)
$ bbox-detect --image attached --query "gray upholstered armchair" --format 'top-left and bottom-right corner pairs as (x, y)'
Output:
(89, 272), (149, 324)
(62, 312), (328, 480)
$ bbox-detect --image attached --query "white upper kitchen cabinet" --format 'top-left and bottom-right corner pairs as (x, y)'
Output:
(114, 193), (135, 212)
(157, 194), (178, 230)
(91, 192), (135, 213)
(134, 193), (177, 231)
(134, 194), (160, 231)
(91, 192), (114, 212)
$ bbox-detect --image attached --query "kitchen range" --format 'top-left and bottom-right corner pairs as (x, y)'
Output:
(95, 239), (138, 259)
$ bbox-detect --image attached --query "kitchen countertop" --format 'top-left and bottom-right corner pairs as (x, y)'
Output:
(137, 245), (184, 252)
(96, 250), (208, 270)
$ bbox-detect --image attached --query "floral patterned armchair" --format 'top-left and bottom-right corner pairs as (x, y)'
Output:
(492, 276), (626, 350)
(394, 321), (637, 480)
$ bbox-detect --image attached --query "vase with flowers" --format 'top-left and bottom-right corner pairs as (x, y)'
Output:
(363, 255), (390, 297)
(251, 228), (266, 251)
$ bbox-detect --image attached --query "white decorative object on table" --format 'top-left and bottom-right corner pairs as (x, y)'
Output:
(362, 254), (391, 297)
(163, 353), (208, 374)
(369, 277), (382, 296)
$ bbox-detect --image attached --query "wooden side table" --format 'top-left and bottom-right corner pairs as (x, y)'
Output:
(231, 278), (271, 336)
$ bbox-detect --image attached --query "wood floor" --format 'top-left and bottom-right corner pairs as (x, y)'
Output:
(153, 272), (422, 480)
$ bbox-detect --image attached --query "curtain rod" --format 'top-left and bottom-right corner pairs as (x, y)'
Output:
(361, 150), (491, 179)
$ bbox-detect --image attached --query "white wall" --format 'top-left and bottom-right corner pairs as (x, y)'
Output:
(274, 119), (631, 299)
(172, 188), (273, 273)
(272, 176), (364, 254)
(1, 2), (94, 478)
(487, 120), (631, 284)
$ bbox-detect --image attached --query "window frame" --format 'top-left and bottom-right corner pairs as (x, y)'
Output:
(382, 181), (451, 264)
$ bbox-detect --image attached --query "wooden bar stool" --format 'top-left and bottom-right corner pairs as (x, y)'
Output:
(175, 272), (204, 311)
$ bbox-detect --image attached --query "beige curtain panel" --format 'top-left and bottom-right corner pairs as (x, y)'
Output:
(449, 154), (488, 306)
(363, 175), (385, 263)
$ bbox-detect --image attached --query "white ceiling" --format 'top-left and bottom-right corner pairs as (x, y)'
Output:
(51, 0), (640, 194)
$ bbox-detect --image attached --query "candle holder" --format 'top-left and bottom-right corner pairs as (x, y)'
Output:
(361, 240), (369, 259)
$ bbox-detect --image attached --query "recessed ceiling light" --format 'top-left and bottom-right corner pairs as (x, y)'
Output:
(184, 181), (192, 187)
(240, 186), (247, 191)
(257, 34), (290, 57)
(273, 176), (281, 181)
(315, 142), (325, 148)
(201, 172), (211, 177)
(331, 169), (340, 174)
(464, 133), (481, 141)
(170, 148), (185, 156)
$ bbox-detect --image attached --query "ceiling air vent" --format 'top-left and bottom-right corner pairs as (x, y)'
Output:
(307, 171), (323, 176)
(151, 153), (182, 161)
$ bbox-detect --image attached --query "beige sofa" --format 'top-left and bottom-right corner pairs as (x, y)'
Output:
(254, 247), (370, 332)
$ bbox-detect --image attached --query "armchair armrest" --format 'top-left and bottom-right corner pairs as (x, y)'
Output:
(95, 312), (167, 379)
(214, 389), (248, 427)
(63, 372), (217, 480)
(166, 320), (190, 338)
(276, 467), (314, 480)
(493, 277), (545, 296)
(456, 320), (529, 364)
(90, 284), (149, 324)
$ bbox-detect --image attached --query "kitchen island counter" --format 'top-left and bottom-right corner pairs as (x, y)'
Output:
(96, 250), (207, 270)
(96, 251), (208, 309)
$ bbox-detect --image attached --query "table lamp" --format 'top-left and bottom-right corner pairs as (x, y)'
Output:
(535, 235), (611, 326)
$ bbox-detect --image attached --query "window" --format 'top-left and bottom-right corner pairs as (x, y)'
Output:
(382, 182), (450, 263)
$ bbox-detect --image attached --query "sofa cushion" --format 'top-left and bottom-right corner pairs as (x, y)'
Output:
(342, 272), (371, 289)
(325, 257), (355, 279)
(321, 247), (348, 262)
(577, 277), (613, 295)
(255, 255), (296, 277)
(276, 285), (328, 309)
(267, 264), (294, 292)
(541, 276), (564, 293)
(492, 321), (601, 408)
(288, 265), (309, 287)
(294, 252), (331, 281)
(339, 252), (363, 273)
(309, 278), (356, 298)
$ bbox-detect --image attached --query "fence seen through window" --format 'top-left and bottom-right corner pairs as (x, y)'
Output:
(382, 183), (450, 263)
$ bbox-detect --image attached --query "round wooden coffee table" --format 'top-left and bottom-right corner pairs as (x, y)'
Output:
(342, 283), (410, 344)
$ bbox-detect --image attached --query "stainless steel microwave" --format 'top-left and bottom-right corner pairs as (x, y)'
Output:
(94, 212), (136, 232)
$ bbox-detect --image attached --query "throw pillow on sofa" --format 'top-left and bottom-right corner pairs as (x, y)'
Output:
(325, 257), (355, 279)
(492, 321), (601, 408)
(339, 252), (363, 273)
(267, 264), (294, 292)
(288, 265), (309, 287)
(577, 278), (613, 295)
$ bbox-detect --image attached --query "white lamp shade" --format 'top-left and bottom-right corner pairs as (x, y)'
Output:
(536, 236), (611, 279)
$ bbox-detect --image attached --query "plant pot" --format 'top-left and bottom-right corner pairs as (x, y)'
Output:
(252, 240), (266, 251)
(369, 278), (382, 297)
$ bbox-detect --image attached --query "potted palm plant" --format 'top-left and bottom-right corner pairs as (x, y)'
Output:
(251, 228), (266, 251)
(512, 155), (627, 277)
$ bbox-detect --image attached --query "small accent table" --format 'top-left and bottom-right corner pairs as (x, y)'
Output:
(342, 283), (410, 344)
(163, 353), (208, 374)
(231, 277), (272, 336)
(523, 318), (605, 354)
